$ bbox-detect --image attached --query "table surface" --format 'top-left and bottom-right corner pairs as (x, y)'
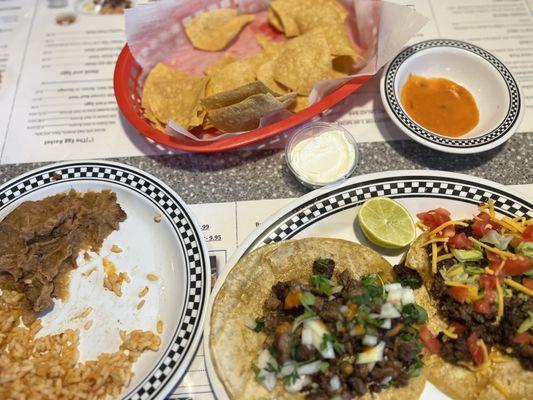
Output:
(0, 132), (531, 204)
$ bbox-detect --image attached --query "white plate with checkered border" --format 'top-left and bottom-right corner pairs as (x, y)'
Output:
(204, 170), (532, 400)
(0, 160), (210, 400)
(380, 39), (524, 154)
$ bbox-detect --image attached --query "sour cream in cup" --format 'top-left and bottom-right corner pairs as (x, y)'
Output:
(286, 123), (359, 188)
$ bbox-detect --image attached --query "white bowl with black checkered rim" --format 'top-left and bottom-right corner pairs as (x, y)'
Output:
(204, 170), (532, 400)
(0, 160), (210, 400)
(380, 39), (524, 154)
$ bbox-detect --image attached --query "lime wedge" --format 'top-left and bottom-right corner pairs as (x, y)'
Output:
(358, 197), (415, 249)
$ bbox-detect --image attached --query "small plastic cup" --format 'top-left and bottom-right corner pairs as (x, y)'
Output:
(285, 122), (360, 189)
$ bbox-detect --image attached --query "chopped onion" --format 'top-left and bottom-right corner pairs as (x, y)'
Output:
(331, 285), (344, 294)
(258, 370), (276, 391)
(356, 341), (385, 364)
(386, 289), (403, 307)
(339, 305), (349, 314)
(298, 360), (325, 375)
(244, 316), (257, 331)
(330, 376), (341, 391)
(380, 303), (401, 319)
(303, 319), (334, 359)
(401, 288), (415, 305)
(280, 362), (296, 377)
(362, 335), (378, 347)
(381, 376), (393, 385)
(285, 375), (311, 393)
(385, 283), (402, 292)
(368, 362), (376, 372)
(380, 319), (392, 329)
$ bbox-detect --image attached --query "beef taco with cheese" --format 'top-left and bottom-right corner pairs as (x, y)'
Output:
(404, 205), (533, 400)
(210, 238), (433, 399)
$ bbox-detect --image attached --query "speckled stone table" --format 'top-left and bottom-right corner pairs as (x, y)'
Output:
(0, 133), (531, 204)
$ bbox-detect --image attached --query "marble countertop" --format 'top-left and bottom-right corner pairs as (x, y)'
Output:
(0, 133), (531, 204)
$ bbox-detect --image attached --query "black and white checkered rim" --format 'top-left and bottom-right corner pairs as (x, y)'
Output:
(243, 174), (533, 252)
(0, 161), (209, 400)
(384, 39), (521, 148)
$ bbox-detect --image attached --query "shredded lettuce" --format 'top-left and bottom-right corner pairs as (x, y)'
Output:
(451, 248), (483, 263)
(517, 241), (533, 259)
(518, 312), (533, 333)
(480, 230), (513, 250)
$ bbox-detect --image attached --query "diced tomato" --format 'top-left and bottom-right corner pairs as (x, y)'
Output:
(502, 255), (533, 276)
(471, 212), (501, 238)
(448, 233), (473, 249)
(473, 296), (493, 314)
(442, 225), (456, 238)
(523, 277), (533, 291)
(419, 325), (441, 354)
(513, 332), (533, 345)
(479, 274), (497, 291)
(486, 251), (501, 264)
(523, 226), (533, 242)
(466, 333), (486, 365)
(446, 286), (468, 303)
(483, 289), (496, 303)
(511, 235), (523, 249)
(450, 322), (467, 336)
(417, 208), (451, 230)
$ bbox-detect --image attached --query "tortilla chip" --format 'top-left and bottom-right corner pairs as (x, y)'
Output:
(141, 100), (166, 131)
(204, 53), (237, 76)
(290, 95), (309, 113)
(256, 34), (286, 56)
(257, 61), (289, 94)
(142, 63), (207, 129)
(202, 81), (279, 110)
(206, 57), (258, 96)
(207, 93), (289, 132)
(333, 55), (355, 74)
(270, 0), (347, 37)
(185, 8), (254, 51)
(210, 238), (427, 400)
(268, 7), (284, 32)
(309, 23), (356, 58)
(273, 31), (333, 96)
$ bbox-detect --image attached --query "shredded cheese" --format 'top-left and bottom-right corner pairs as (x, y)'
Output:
(525, 219), (533, 226)
(483, 267), (494, 275)
(491, 379), (510, 399)
(436, 245), (444, 253)
(457, 361), (484, 372)
(468, 237), (517, 259)
(477, 340), (491, 370)
(493, 279), (504, 325)
(442, 329), (458, 339)
(421, 237), (450, 247)
(467, 286), (480, 303)
(444, 281), (470, 288)
(431, 242), (438, 275)
(429, 220), (469, 237)
(415, 221), (429, 230)
(479, 203), (488, 212)
(489, 199), (495, 219)
(448, 267), (464, 277)
(504, 278), (533, 296)
(501, 216), (526, 233)
(495, 260), (506, 275)
(437, 253), (455, 262)
(443, 242), (449, 253)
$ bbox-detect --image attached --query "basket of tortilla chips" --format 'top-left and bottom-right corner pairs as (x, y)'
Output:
(114, 0), (426, 152)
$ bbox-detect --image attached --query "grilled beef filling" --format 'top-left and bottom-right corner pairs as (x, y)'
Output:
(0, 190), (126, 324)
(252, 258), (426, 398)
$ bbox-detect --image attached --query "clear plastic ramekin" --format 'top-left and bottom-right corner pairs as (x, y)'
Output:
(285, 122), (360, 189)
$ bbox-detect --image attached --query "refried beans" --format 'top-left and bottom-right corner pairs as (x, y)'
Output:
(0, 189), (126, 324)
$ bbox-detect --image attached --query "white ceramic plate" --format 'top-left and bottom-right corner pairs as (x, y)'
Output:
(204, 170), (533, 400)
(0, 160), (210, 400)
(380, 39), (524, 154)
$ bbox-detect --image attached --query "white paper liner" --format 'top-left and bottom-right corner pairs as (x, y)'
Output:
(125, 0), (427, 142)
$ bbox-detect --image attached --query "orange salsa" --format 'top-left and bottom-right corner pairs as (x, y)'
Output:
(400, 74), (479, 137)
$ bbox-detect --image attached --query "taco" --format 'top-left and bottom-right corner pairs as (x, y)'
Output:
(210, 238), (432, 399)
(404, 205), (533, 400)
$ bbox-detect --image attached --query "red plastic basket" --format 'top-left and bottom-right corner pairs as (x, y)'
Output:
(113, 45), (372, 153)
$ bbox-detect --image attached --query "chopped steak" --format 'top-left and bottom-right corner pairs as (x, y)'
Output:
(0, 190), (126, 323)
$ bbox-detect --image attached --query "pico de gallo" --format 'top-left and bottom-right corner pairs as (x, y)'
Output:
(416, 202), (533, 371)
(247, 258), (427, 399)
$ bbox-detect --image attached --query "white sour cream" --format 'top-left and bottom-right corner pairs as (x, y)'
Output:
(289, 130), (355, 185)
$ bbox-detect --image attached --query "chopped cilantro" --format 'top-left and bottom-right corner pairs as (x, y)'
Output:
(265, 361), (279, 374)
(407, 357), (423, 377)
(252, 364), (265, 383)
(380, 379), (397, 389)
(283, 369), (300, 386)
(361, 273), (385, 299)
(253, 317), (265, 332)
(317, 361), (329, 373)
(310, 274), (335, 296)
(301, 292), (316, 313)
(351, 293), (371, 306)
(320, 333), (345, 354)
(402, 304), (428, 325)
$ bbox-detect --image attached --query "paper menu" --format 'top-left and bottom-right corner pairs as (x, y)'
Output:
(0, 0), (533, 163)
